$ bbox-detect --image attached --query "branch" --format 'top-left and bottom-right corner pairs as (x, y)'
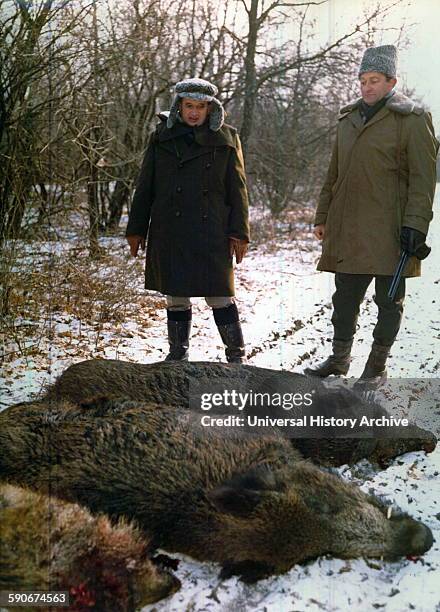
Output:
(255, 5), (388, 88)
(239, 0), (251, 15)
(258, 0), (326, 26)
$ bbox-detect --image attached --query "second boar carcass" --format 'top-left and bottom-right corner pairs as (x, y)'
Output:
(0, 398), (433, 583)
(48, 359), (437, 467)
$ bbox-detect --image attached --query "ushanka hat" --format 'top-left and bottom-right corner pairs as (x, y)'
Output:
(358, 45), (397, 78)
(167, 77), (225, 131)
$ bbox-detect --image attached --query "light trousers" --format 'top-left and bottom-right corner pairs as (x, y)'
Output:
(166, 296), (234, 311)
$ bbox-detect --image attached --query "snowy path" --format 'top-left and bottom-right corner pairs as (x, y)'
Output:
(139, 203), (440, 612)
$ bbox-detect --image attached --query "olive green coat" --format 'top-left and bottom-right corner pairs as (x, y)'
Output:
(315, 92), (439, 277)
(126, 118), (250, 296)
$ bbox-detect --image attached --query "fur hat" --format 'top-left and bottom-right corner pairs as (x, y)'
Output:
(358, 45), (397, 78)
(167, 77), (225, 131)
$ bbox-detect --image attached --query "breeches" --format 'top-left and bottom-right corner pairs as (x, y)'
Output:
(331, 273), (405, 347)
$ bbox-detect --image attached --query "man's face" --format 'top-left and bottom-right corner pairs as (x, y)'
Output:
(359, 71), (397, 106)
(180, 98), (210, 126)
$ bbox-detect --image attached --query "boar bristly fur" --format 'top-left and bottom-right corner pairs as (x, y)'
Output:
(47, 359), (437, 467)
(0, 484), (180, 610)
(0, 398), (433, 583)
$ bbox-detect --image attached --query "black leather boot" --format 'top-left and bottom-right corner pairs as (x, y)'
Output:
(304, 339), (353, 377)
(213, 303), (245, 364)
(355, 342), (391, 389)
(164, 308), (191, 361)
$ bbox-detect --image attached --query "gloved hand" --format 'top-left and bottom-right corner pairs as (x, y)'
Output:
(126, 235), (145, 257)
(400, 227), (426, 255)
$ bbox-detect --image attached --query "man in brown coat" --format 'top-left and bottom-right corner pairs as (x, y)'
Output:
(126, 78), (250, 362)
(305, 45), (438, 386)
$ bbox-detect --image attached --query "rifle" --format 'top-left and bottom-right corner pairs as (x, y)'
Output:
(388, 243), (431, 300)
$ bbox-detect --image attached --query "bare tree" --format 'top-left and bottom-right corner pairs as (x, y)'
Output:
(57, 0), (242, 236)
(0, 0), (93, 243)
(237, 0), (404, 154)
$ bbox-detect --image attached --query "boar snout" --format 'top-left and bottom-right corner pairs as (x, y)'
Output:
(390, 520), (434, 559)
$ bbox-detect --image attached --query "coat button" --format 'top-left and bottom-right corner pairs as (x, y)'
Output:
(178, 162), (184, 168)
(176, 186), (182, 193)
(205, 163), (211, 169)
(203, 189), (208, 196)
(202, 214), (208, 220)
(175, 211), (181, 217)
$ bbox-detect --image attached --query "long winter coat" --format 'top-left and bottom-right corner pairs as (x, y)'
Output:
(126, 118), (250, 296)
(314, 92), (439, 277)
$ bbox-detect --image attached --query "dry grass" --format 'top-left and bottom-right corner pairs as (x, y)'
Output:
(250, 205), (316, 252)
(0, 238), (160, 364)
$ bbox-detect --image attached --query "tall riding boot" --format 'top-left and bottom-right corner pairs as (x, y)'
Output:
(355, 342), (391, 389)
(304, 339), (353, 377)
(164, 308), (192, 361)
(213, 303), (245, 364)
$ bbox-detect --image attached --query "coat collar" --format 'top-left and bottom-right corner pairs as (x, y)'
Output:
(346, 104), (389, 131)
(339, 91), (424, 118)
(156, 117), (236, 148)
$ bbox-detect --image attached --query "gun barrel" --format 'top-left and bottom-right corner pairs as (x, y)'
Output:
(388, 251), (410, 300)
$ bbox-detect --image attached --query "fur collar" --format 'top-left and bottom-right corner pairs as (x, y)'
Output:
(340, 92), (424, 116)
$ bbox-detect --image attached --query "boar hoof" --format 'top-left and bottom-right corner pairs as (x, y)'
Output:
(220, 560), (274, 583)
(152, 553), (180, 571)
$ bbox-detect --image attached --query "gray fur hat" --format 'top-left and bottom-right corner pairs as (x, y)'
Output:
(358, 45), (397, 78)
(167, 77), (225, 131)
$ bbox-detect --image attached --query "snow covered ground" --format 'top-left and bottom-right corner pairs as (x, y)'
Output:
(138, 205), (440, 612)
(1, 196), (439, 611)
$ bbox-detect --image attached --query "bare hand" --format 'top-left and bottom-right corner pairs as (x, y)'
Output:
(229, 238), (248, 264)
(313, 224), (325, 240)
(126, 235), (146, 257)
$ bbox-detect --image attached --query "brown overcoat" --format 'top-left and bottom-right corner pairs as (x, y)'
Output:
(315, 92), (439, 277)
(126, 118), (250, 296)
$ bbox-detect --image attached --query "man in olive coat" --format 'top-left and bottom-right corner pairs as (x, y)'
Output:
(126, 78), (250, 362)
(305, 45), (438, 386)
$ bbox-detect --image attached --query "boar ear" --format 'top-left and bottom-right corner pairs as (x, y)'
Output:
(208, 485), (263, 517)
(208, 465), (280, 516)
(222, 465), (282, 492)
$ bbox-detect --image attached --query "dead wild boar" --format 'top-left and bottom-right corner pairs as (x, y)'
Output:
(0, 398), (434, 583)
(48, 359), (437, 467)
(0, 484), (180, 611)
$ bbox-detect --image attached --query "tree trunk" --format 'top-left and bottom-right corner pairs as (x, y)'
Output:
(37, 183), (49, 225)
(88, 2), (102, 257)
(88, 162), (100, 256)
(239, 0), (259, 155)
(107, 180), (129, 232)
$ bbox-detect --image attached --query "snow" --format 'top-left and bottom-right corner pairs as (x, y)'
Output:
(1, 195), (440, 611)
